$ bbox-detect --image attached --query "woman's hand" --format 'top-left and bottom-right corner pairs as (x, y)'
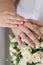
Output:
(0, 11), (25, 27)
(11, 19), (43, 48)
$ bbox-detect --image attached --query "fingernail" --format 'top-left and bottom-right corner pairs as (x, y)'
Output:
(32, 45), (34, 48)
(30, 45), (35, 48)
(28, 44), (34, 48)
(37, 42), (40, 46)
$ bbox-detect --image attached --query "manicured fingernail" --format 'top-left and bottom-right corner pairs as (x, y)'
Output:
(37, 42), (40, 46)
(28, 44), (34, 48)
(32, 45), (35, 48)
(30, 45), (35, 48)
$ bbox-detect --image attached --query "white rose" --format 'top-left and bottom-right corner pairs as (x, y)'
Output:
(31, 52), (41, 63)
(23, 52), (32, 62)
(37, 51), (43, 58)
(41, 58), (43, 64)
(21, 48), (32, 62)
(37, 51), (43, 64)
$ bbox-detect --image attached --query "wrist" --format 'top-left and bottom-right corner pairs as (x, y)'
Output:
(0, 0), (16, 13)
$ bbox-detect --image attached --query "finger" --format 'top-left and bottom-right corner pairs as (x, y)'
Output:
(27, 19), (43, 27)
(1, 13), (24, 25)
(8, 19), (23, 25)
(2, 20), (18, 28)
(1, 15), (23, 25)
(20, 32), (34, 48)
(24, 22), (43, 39)
(2, 12), (26, 23)
(0, 14), (23, 25)
(20, 25), (40, 46)
(10, 25), (17, 28)
(16, 35), (25, 48)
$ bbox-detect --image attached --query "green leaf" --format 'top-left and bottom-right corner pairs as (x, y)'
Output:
(16, 52), (23, 65)
(13, 46), (20, 52)
(30, 47), (43, 54)
(12, 52), (17, 56)
(27, 62), (36, 65)
(13, 42), (18, 47)
(9, 35), (15, 41)
(28, 47), (32, 53)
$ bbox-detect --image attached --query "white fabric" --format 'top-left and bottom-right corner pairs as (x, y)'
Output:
(17, 0), (43, 23)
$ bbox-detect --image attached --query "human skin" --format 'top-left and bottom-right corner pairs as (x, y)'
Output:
(0, 0), (43, 48)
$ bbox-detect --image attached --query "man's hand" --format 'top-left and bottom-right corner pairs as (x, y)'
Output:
(11, 19), (43, 48)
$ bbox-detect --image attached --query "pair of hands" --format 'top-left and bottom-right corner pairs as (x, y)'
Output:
(0, 11), (43, 48)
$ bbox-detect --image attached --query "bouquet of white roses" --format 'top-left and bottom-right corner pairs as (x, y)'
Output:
(9, 27), (43, 65)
